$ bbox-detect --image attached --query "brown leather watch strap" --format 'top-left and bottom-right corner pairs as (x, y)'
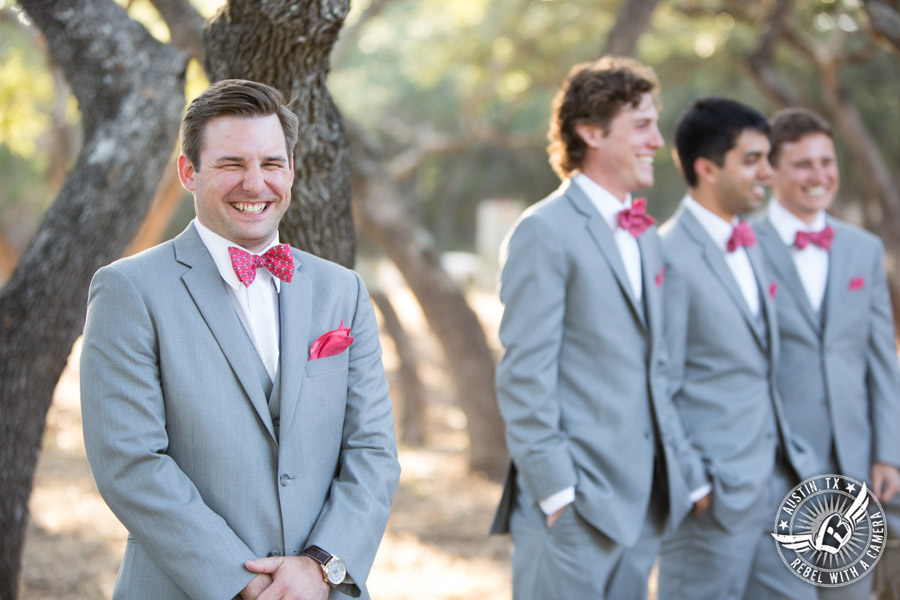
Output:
(300, 545), (331, 566)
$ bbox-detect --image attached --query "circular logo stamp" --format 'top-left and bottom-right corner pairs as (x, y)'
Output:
(771, 474), (887, 587)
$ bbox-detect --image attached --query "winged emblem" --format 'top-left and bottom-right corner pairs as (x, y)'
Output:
(772, 483), (869, 555)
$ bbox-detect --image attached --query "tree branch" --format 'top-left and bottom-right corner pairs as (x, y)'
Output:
(147, 0), (205, 63)
(864, 0), (900, 52)
(330, 0), (394, 71)
(746, 0), (803, 107)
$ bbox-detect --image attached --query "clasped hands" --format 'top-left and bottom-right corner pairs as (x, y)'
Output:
(240, 555), (329, 600)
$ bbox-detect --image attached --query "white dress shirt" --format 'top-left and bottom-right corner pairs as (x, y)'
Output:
(767, 200), (829, 312)
(573, 173), (643, 301)
(194, 219), (282, 382)
(684, 196), (760, 317)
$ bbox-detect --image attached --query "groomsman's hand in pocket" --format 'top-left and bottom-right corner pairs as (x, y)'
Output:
(546, 503), (570, 529)
(692, 491), (712, 517)
(872, 463), (900, 503)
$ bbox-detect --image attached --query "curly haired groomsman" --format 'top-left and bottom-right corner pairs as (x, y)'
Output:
(490, 57), (709, 600)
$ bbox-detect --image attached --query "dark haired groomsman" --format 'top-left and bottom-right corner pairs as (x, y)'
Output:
(657, 97), (816, 600)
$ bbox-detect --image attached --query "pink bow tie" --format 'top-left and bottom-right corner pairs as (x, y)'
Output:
(617, 197), (657, 238)
(228, 244), (294, 287)
(727, 222), (756, 253)
(794, 226), (834, 251)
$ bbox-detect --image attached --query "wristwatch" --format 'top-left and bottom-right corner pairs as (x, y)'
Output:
(301, 545), (347, 586)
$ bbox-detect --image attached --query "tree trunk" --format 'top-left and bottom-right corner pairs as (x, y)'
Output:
(0, 230), (19, 282)
(203, 0), (356, 268)
(347, 121), (507, 480)
(0, 1), (186, 597)
(125, 161), (187, 256)
(371, 291), (426, 446)
(603, 0), (661, 56)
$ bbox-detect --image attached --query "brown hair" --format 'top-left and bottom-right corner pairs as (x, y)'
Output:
(768, 107), (832, 167)
(180, 79), (300, 169)
(547, 56), (659, 179)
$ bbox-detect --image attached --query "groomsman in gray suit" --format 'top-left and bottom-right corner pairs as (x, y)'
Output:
(657, 97), (816, 600)
(490, 56), (710, 600)
(754, 108), (900, 599)
(80, 80), (400, 600)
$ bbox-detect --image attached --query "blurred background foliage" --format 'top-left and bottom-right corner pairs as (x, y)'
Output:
(1, 0), (898, 263)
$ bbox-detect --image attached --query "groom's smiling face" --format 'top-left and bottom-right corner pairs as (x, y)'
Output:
(178, 114), (294, 253)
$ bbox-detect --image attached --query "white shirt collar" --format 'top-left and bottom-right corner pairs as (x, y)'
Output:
(193, 218), (282, 292)
(682, 195), (739, 253)
(572, 173), (632, 231)
(767, 199), (827, 247)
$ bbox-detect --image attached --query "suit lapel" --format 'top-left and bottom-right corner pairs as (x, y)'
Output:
(756, 219), (821, 333)
(821, 218), (847, 335)
(274, 253), (312, 436)
(679, 208), (764, 349)
(639, 233), (661, 341)
(746, 242), (776, 357)
(565, 182), (646, 330)
(175, 226), (277, 442)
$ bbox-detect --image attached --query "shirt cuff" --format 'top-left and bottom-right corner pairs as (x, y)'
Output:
(689, 483), (713, 504)
(539, 487), (576, 515)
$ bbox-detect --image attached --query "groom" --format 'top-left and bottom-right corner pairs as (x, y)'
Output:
(80, 79), (400, 600)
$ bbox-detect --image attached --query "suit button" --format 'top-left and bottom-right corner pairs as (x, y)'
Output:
(766, 432), (774, 440)
(644, 431), (652, 440)
(279, 474), (293, 486)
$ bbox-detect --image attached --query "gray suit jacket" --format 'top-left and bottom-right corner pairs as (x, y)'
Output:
(660, 206), (814, 531)
(754, 215), (900, 481)
(490, 180), (708, 546)
(80, 225), (400, 600)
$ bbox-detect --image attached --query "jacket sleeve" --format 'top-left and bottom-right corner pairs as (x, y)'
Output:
(495, 215), (577, 503)
(660, 256), (711, 496)
(304, 272), (401, 598)
(80, 265), (257, 600)
(865, 242), (900, 467)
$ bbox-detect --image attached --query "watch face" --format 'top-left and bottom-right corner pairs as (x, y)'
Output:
(324, 557), (346, 585)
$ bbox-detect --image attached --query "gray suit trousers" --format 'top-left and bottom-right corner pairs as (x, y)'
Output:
(511, 477), (666, 600)
(659, 458), (816, 600)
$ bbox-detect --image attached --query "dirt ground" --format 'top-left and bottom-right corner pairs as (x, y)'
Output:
(19, 287), (514, 600)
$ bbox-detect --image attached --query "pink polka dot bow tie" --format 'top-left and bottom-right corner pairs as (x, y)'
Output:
(617, 197), (657, 238)
(228, 244), (294, 287)
(794, 226), (834, 251)
(727, 222), (756, 253)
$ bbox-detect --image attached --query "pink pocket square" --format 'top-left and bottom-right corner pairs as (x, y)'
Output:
(655, 266), (666, 287)
(768, 281), (778, 300)
(309, 320), (353, 360)
(848, 276), (865, 291)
